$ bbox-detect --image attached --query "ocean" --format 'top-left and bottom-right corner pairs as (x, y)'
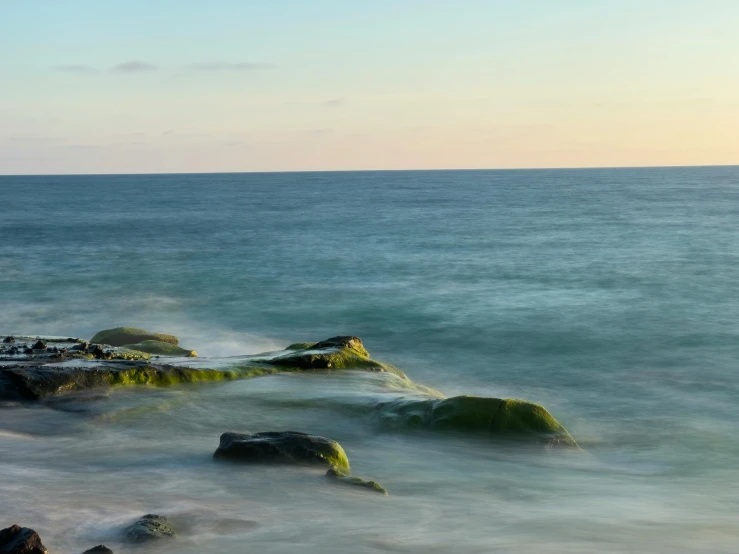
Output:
(1, 167), (738, 553)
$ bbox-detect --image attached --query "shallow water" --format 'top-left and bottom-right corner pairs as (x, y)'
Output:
(2, 168), (739, 552)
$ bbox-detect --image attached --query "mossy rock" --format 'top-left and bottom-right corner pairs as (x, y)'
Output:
(91, 327), (179, 347)
(122, 340), (197, 357)
(376, 395), (577, 446)
(124, 514), (175, 542)
(214, 431), (350, 471)
(326, 466), (387, 494)
(266, 336), (407, 379)
(285, 342), (317, 351)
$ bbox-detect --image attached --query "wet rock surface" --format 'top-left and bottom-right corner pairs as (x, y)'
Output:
(122, 340), (197, 357)
(90, 327), (179, 347)
(214, 431), (351, 471)
(326, 466), (388, 494)
(265, 336), (407, 378)
(0, 336), (148, 365)
(0, 331), (577, 445)
(0, 524), (48, 554)
(123, 514), (175, 542)
(375, 395), (578, 446)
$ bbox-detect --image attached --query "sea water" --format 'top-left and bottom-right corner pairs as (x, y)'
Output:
(1, 168), (738, 553)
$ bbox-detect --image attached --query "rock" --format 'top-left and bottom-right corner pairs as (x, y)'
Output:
(124, 514), (175, 542)
(285, 342), (316, 351)
(326, 466), (387, 494)
(266, 336), (407, 378)
(31, 341), (46, 350)
(376, 395), (578, 446)
(0, 524), (48, 554)
(122, 340), (197, 357)
(70, 341), (88, 351)
(214, 431), (351, 471)
(81, 546), (113, 554)
(90, 327), (179, 347)
(2, 336), (14, 343)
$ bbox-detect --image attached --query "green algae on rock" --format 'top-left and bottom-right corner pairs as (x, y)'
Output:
(0, 362), (276, 401)
(326, 465), (388, 494)
(90, 327), (179, 347)
(214, 431), (351, 471)
(285, 342), (317, 351)
(264, 336), (407, 379)
(122, 340), (197, 357)
(0, 333), (578, 447)
(124, 514), (175, 542)
(376, 395), (578, 447)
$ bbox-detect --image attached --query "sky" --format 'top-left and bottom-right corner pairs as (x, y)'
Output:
(1, 0), (738, 174)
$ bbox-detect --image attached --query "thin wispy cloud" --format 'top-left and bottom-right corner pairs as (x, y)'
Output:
(189, 62), (276, 72)
(111, 61), (159, 74)
(287, 98), (348, 107)
(54, 64), (99, 74)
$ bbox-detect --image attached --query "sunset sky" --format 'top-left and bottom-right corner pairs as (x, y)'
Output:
(2, 0), (738, 174)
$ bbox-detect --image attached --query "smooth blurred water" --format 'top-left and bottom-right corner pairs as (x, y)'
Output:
(1, 168), (739, 553)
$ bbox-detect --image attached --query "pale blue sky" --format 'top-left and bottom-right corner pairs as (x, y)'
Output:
(2, 0), (738, 174)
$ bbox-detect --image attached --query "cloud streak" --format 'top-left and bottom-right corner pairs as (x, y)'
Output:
(286, 98), (348, 108)
(189, 62), (276, 72)
(111, 61), (159, 74)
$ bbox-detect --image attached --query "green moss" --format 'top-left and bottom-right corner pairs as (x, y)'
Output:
(101, 364), (284, 389)
(320, 442), (350, 472)
(489, 399), (577, 446)
(91, 327), (179, 347)
(430, 396), (504, 431)
(376, 395), (577, 446)
(122, 340), (197, 357)
(285, 342), (317, 350)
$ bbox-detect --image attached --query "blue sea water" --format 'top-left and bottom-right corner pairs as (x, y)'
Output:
(1, 167), (738, 553)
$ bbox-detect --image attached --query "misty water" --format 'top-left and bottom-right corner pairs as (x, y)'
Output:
(2, 168), (739, 553)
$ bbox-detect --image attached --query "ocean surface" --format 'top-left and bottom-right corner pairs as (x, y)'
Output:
(1, 167), (738, 553)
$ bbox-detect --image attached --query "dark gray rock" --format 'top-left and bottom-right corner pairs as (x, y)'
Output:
(0, 524), (48, 554)
(124, 514), (175, 542)
(81, 546), (113, 554)
(213, 431), (351, 471)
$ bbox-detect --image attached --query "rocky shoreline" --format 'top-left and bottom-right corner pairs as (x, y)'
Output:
(2, 327), (578, 553)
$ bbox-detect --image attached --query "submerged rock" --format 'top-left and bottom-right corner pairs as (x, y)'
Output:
(90, 327), (179, 347)
(81, 546), (113, 554)
(326, 466), (387, 494)
(0, 524), (48, 554)
(122, 340), (197, 357)
(376, 395), (577, 446)
(214, 431), (351, 471)
(124, 514), (175, 542)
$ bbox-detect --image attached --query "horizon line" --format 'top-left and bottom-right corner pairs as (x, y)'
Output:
(1, 163), (738, 178)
